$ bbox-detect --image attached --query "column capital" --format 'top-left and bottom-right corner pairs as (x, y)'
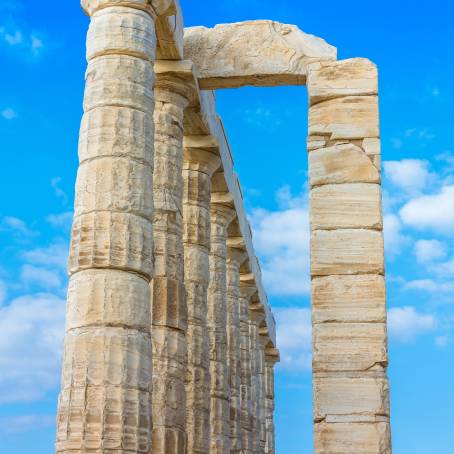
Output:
(240, 273), (257, 300)
(227, 242), (248, 266)
(183, 147), (220, 176)
(265, 347), (280, 364)
(155, 60), (197, 101)
(211, 198), (236, 229)
(82, 0), (176, 17)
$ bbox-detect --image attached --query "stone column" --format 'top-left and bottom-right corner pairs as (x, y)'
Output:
(249, 308), (265, 454)
(208, 196), (236, 454)
(226, 241), (248, 454)
(151, 70), (193, 453)
(238, 276), (257, 454)
(307, 59), (391, 453)
(56, 3), (156, 452)
(264, 348), (279, 454)
(183, 143), (221, 453)
(258, 334), (268, 453)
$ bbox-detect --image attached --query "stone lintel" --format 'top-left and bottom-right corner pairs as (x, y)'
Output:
(155, 0), (184, 59)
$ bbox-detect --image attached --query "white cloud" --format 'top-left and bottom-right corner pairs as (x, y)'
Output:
(404, 279), (454, 293)
(275, 308), (312, 372)
(388, 306), (436, 343)
(0, 293), (65, 403)
(20, 264), (61, 289)
(1, 107), (17, 120)
(0, 414), (54, 434)
(47, 211), (73, 231)
(250, 188), (310, 296)
(414, 239), (447, 264)
(51, 176), (68, 205)
(384, 159), (433, 194)
(435, 335), (449, 348)
(436, 258), (454, 276)
(383, 213), (407, 257)
(0, 24), (45, 58)
(22, 241), (68, 270)
(0, 281), (6, 306)
(400, 185), (454, 235)
(0, 216), (36, 237)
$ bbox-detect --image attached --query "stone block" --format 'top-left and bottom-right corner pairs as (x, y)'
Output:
(84, 55), (154, 113)
(313, 375), (390, 420)
(152, 327), (187, 377)
(75, 157), (153, 220)
(66, 269), (150, 330)
(152, 374), (186, 428)
(184, 244), (210, 284)
(314, 421), (391, 454)
(313, 323), (388, 372)
(152, 276), (187, 331)
(87, 7), (156, 61)
(186, 324), (209, 368)
(60, 327), (152, 390)
(311, 229), (384, 276)
(307, 58), (378, 105)
(310, 183), (382, 230)
(309, 143), (380, 186)
(79, 106), (154, 165)
(309, 96), (379, 140)
(69, 211), (153, 278)
(183, 204), (211, 246)
(312, 275), (387, 323)
(152, 426), (187, 454)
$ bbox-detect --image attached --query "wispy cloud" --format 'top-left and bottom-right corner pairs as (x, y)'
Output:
(20, 264), (62, 289)
(0, 216), (37, 237)
(22, 241), (68, 271)
(51, 177), (68, 205)
(1, 107), (17, 120)
(0, 414), (54, 434)
(388, 306), (436, 343)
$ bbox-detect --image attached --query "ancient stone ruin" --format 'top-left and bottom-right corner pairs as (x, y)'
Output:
(55, 1), (392, 453)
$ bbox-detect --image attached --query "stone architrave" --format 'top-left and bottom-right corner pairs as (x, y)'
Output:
(226, 240), (248, 453)
(208, 195), (237, 454)
(56, 3), (156, 453)
(151, 69), (194, 453)
(183, 143), (221, 453)
(307, 58), (392, 454)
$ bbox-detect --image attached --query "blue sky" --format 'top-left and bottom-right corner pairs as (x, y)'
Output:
(0, 0), (453, 452)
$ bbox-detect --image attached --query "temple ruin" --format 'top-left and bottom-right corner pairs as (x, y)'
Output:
(55, 1), (392, 453)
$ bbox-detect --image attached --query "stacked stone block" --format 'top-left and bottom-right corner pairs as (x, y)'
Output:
(307, 58), (391, 454)
(56, 3), (157, 452)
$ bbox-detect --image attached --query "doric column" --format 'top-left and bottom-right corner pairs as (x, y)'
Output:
(249, 308), (265, 454)
(183, 143), (221, 453)
(56, 3), (157, 452)
(226, 240), (248, 454)
(257, 333), (268, 452)
(264, 348), (279, 454)
(238, 275), (257, 454)
(307, 59), (391, 453)
(208, 196), (237, 454)
(151, 69), (193, 453)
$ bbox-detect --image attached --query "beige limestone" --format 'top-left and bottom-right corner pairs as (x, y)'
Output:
(82, 0), (177, 17)
(208, 201), (236, 454)
(311, 229), (385, 276)
(56, 5), (156, 452)
(184, 21), (336, 89)
(310, 183), (382, 230)
(183, 146), (220, 454)
(307, 58), (378, 106)
(312, 275), (387, 324)
(308, 143), (380, 186)
(309, 95), (379, 140)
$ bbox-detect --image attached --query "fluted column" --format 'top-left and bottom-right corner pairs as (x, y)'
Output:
(56, 3), (156, 452)
(249, 309), (264, 454)
(307, 59), (391, 453)
(238, 277), (257, 454)
(226, 241), (248, 454)
(208, 197), (236, 454)
(151, 71), (193, 453)
(183, 145), (221, 453)
(264, 349), (279, 454)
(257, 334), (268, 452)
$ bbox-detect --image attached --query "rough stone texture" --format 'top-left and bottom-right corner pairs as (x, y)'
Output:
(310, 183), (382, 230)
(151, 73), (191, 453)
(308, 59), (391, 454)
(183, 146), (220, 454)
(184, 21), (336, 89)
(264, 350), (279, 454)
(226, 245), (247, 453)
(56, 5), (156, 453)
(208, 201), (236, 454)
(82, 0), (177, 17)
(308, 143), (380, 187)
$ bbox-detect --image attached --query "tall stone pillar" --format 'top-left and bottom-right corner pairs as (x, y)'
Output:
(151, 70), (193, 453)
(257, 333), (268, 452)
(307, 59), (391, 453)
(264, 348), (279, 454)
(56, 3), (157, 452)
(226, 241), (248, 454)
(208, 196), (236, 454)
(238, 276), (257, 454)
(249, 308), (264, 454)
(183, 143), (221, 453)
